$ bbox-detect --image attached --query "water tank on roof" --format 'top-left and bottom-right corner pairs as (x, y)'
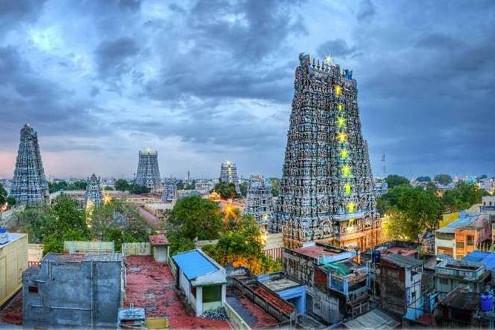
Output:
(480, 292), (494, 312)
(372, 250), (381, 263)
(0, 227), (8, 245)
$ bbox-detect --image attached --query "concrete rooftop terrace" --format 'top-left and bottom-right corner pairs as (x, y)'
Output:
(124, 256), (230, 329)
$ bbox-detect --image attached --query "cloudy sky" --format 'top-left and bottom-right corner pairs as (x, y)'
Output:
(0, 0), (494, 179)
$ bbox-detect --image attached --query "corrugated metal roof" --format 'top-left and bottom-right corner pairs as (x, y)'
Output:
(463, 251), (495, 270)
(382, 253), (422, 268)
(172, 249), (218, 280)
(344, 308), (400, 329)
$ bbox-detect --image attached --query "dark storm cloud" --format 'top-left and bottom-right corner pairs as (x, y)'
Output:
(317, 39), (356, 58)
(0, 47), (102, 144)
(356, 0), (375, 21)
(355, 0), (495, 175)
(95, 37), (140, 78)
(0, 0), (46, 31)
(1, 0), (495, 177)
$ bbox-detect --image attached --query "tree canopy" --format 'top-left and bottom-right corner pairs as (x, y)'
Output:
(213, 182), (238, 199)
(416, 176), (431, 182)
(270, 178), (280, 197)
(380, 185), (442, 241)
(114, 179), (130, 191)
(385, 175), (411, 189)
(442, 182), (488, 213)
(13, 195), (152, 254)
(168, 196), (223, 253)
(434, 174), (453, 185)
(48, 180), (87, 193)
(0, 182), (7, 205)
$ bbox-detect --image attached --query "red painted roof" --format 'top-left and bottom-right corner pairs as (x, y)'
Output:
(293, 245), (338, 259)
(149, 234), (168, 246)
(124, 256), (230, 329)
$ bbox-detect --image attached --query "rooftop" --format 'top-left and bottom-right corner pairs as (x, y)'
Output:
(381, 253), (423, 268)
(43, 252), (123, 263)
(149, 234), (168, 246)
(436, 211), (482, 234)
(344, 309), (400, 329)
(292, 243), (351, 260)
(124, 256), (229, 329)
(0, 232), (27, 249)
(439, 287), (479, 311)
(227, 291), (279, 328)
(172, 249), (225, 286)
(463, 251), (495, 270)
(261, 278), (301, 293)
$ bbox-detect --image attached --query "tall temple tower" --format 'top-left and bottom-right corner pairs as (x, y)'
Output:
(270, 54), (380, 250)
(219, 161), (240, 194)
(245, 176), (273, 229)
(135, 149), (162, 192)
(11, 124), (49, 206)
(85, 174), (103, 208)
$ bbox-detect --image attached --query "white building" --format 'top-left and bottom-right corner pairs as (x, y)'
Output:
(172, 249), (226, 316)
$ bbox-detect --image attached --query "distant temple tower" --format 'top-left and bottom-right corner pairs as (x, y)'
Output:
(219, 161), (240, 194)
(245, 176), (273, 229)
(11, 124), (49, 206)
(162, 178), (177, 202)
(85, 174), (103, 208)
(270, 54), (380, 250)
(135, 149), (162, 192)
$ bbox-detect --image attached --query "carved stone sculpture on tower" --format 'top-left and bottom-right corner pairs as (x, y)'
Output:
(11, 124), (49, 206)
(270, 54), (380, 250)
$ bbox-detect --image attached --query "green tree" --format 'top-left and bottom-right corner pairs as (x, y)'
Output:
(6, 196), (16, 206)
(385, 175), (411, 189)
(270, 178), (280, 197)
(434, 174), (453, 185)
(103, 186), (114, 191)
(416, 176), (431, 182)
(240, 181), (248, 197)
(114, 179), (130, 191)
(213, 182), (238, 199)
(383, 186), (442, 241)
(442, 182), (488, 213)
(89, 199), (151, 251)
(129, 184), (150, 194)
(168, 196), (223, 254)
(16, 196), (90, 253)
(203, 214), (282, 274)
(0, 182), (7, 205)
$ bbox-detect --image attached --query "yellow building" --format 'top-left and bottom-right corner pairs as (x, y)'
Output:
(0, 232), (28, 305)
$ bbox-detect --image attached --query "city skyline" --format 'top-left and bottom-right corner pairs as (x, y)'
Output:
(1, 0), (494, 179)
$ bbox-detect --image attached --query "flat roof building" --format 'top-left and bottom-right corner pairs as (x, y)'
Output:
(23, 253), (123, 328)
(172, 249), (227, 316)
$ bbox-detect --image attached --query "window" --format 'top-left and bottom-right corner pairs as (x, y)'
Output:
(467, 236), (474, 246)
(456, 241), (464, 249)
(203, 285), (222, 303)
(28, 286), (38, 293)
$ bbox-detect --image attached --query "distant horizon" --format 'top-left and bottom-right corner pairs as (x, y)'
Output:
(1, 1), (494, 179)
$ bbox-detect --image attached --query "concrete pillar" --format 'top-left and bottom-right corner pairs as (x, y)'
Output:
(195, 287), (203, 316)
(221, 284), (226, 304)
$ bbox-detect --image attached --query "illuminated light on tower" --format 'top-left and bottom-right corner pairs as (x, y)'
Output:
(344, 183), (352, 196)
(271, 53), (379, 251)
(342, 165), (352, 177)
(337, 132), (348, 143)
